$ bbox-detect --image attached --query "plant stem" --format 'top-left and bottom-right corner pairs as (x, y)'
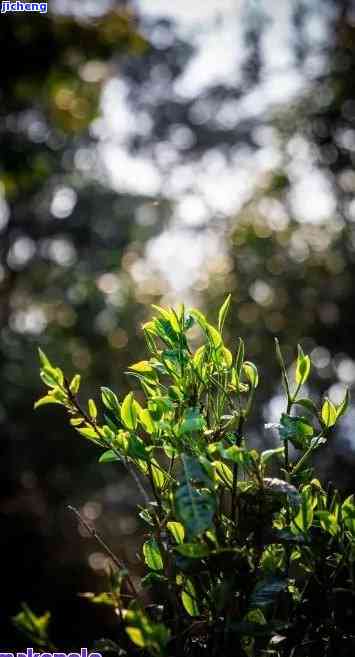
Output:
(231, 415), (245, 521)
(68, 504), (139, 599)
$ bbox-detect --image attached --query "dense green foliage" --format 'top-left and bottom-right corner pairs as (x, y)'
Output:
(20, 298), (355, 656)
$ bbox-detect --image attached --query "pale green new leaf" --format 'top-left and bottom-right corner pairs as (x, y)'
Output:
(342, 495), (355, 533)
(316, 511), (339, 536)
(99, 450), (121, 464)
(292, 493), (314, 534)
(34, 395), (63, 409)
(218, 294), (231, 333)
(180, 578), (199, 617)
(121, 392), (138, 430)
(243, 361), (259, 388)
(167, 521), (185, 544)
(336, 389), (350, 420)
(295, 345), (311, 385)
(139, 407), (155, 434)
(143, 539), (164, 571)
(321, 398), (337, 428)
(38, 348), (52, 370)
(88, 398), (97, 420)
(69, 374), (81, 395)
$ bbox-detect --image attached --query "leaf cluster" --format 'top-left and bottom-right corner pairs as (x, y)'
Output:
(26, 297), (355, 657)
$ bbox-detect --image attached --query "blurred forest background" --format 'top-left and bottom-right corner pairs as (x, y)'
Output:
(2, 0), (355, 648)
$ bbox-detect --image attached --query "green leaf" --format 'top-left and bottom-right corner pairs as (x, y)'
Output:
(222, 347), (233, 367)
(141, 572), (168, 589)
(121, 392), (138, 430)
(336, 389), (350, 420)
(315, 510), (339, 536)
(260, 544), (285, 573)
(127, 434), (149, 461)
(180, 578), (199, 617)
(126, 627), (145, 648)
(129, 360), (154, 374)
(154, 317), (179, 347)
(88, 398), (97, 420)
(321, 398), (337, 428)
(70, 417), (83, 427)
(175, 543), (210, 558)
(69, 374), (81, 395)
(244, 608), (267, 626)
(292, 492), (314, 534)
(143, 539), (164, 571)
(342, 495), (355, 533)
(151, 460), (169, 490)
(40, 366), (64, 388)
(220, 445), (255, 468)
(101, 387), (120, 414)
(212, 460), (233, 488)
(125, 609), (170, 657)
(34, 395), (63, 409)
(38, 348), (52, 370)
(218, 293), (231, 333)
(191, 310), (222, 349)
(279, 414), (313, 450)
(193, 345), (207, 373)
(139, 407), (155, 434)
(167, 521), (185, 544)
(175, 455), (216, 538)
(13, 604), (51, 647)
(84, 592), (116, 607)
(163, 443), (178, 459)
(295, 345), (311, 386)
(205, 323), (223, 349)
(152, 305), (181, 334)
(77, 426), (99, 440)
(243, 361), (259, 388)
(99, 450), (121, 463)
(190, 308), (208, 329)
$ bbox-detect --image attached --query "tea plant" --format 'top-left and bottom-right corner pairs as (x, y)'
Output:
(22, 297), (355, 656)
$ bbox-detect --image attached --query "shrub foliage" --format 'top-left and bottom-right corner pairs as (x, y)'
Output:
(18, 297), (355, 656)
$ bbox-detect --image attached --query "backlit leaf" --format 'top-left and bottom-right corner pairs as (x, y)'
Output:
(321, 398), (337, 428)
(295, 345), (311, 385)
(181, 578), (199, 617)
(218, 293), (231, 333)
(121, 392), (138, 430)
(143, 539), (164, 571)
(167, 521), (185, 544)
(243, 361), (259, 388)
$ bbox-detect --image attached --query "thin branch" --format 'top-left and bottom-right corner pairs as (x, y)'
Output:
(68, 504), (139, 599)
